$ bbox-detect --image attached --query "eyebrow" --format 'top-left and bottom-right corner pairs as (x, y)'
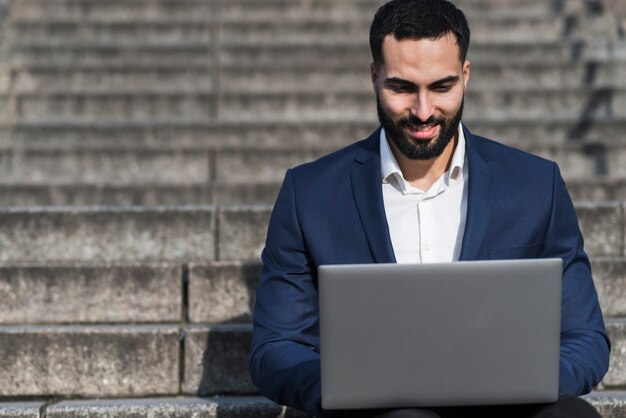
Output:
(428, 75), (460, 88)
(384, 75), (460, 90)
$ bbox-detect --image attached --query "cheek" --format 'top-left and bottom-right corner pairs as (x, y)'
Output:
(379, 92), (411, 114)
(436, 91), (464, 115)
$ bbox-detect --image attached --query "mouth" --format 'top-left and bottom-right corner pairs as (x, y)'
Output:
(406, 122), (439, 140)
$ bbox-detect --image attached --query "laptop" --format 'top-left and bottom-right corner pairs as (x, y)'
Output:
(318, 258), (562, 410)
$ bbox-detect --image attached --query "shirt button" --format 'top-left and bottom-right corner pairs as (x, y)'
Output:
(424, 244), (430, 252)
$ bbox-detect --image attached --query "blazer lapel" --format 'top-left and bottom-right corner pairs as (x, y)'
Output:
(459, 126), (495, 261)
(350, 130), (396, 264)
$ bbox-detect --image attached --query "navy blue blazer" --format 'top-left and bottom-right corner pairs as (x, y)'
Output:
(250, 126), (610, 417)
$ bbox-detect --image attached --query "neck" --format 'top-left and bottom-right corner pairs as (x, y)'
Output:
(389, 133), (459, 191)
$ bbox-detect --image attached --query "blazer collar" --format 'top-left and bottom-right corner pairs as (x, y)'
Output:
(459, 125), (495, 260)
(350, 128), (397, 263)
(350, 125), (495, 263)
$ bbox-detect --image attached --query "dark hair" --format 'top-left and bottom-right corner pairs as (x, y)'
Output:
(369, 0), (470, 67)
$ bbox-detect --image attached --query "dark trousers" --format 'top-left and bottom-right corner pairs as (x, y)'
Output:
(339, 397), (601, 418)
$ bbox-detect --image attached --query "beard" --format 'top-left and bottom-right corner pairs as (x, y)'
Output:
(377, 95), (464, 161)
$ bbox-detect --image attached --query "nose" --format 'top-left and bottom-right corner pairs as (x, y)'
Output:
(410, 92), (434, 123)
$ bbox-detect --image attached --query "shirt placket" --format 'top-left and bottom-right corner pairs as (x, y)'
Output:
(419, 183), (447, 263)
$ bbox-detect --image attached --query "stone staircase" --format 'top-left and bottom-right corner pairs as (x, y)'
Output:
(0, 0), (626, 416)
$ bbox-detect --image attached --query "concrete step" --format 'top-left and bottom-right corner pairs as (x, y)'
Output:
(0, 206), (216, 263)
(186, 13), (622, 43)
(0, 261), (259, 325)
(7, 40), (625, 68)
(0, 324), (181, 397)
(0, 124), (624, 181)
(181, 318), (626, 397)
(219, 0), (607, 19)
(592, 257), (626, 319)
(0, 139), (623, 184)
(601, 319), (626, 390)
(0, 202), (615, 264)
(218, 85), (624, 120)
(0, 178), (618, 207)
(0, 255), (623, 325)
(5, 320), (625, 399)
(219, 202), (625, 261)
(187, 262), (260, 324)
(8, 59), (626, 94)
(6, 0), (565, 21)
(219, 0), (550, 19)
(45, 397), (306, 418)
(184, 258), (626, 324)
(0, 120), (379, 150)
(3, 87), (626, 122)
(8, 66), (216, 94)
(0, 184), (215, 206)
(571, 202), (623, 258)
(202, 60), (626, 92)
(0, 182), (279, 206)
(0, 264), (183, 324)
(10, 0), (215, 21)
(7, 92), (217, 123)
(1, 118), (625, 151)
(575, 392), (626, 418)
(2, 320), (625, 399)
(183, 324), (254, 394)
(0, 323), (254, 397)
(33, 140), (626, 185)
(9, 43), (216, 67)
(567, 179), (626, 201)
(0, 397), (306, 418)
(217, 40), (625, 67)
(463, 87), (626, 120)
(0, 184), (210, 206)
(7, 21), (216, 45)
(5, 14), (578, 44)
(0, 182), (278, 206)
(210, 144), (626, 184)
(0, 147), (317, 185)
(0, 148), (210, 185)
(0, 402), (41, 417)
(6, 2), (617, 48)
(6, 0), (618, 45)
(3, 394), (625, 418)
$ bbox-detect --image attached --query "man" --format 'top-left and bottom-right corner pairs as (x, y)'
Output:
(250, 0), (610, 417)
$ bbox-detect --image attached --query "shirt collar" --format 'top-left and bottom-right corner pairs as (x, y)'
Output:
(379, 122), (466, 190)
(380, 128), (401, 185)
(447, 123), (466, 184)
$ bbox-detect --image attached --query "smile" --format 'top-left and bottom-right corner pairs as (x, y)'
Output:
(407, 123), (439, 139)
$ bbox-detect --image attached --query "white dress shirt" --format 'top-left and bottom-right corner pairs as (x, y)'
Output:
(380, 124), (468, 264)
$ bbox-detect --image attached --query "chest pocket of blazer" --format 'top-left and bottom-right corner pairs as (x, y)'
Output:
(487, 242), (541, 260)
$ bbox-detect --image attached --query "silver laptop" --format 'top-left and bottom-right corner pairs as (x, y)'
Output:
(318, 259), (562, 410)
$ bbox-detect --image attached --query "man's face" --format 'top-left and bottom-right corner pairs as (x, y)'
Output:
(371, 34), (470, 160)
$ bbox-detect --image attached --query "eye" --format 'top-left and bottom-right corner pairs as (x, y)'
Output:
(432, 84), (453, 93)
(388, 84), (413, 93)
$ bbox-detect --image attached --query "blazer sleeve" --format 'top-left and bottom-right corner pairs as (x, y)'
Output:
(542, 163), (611, 395)
(250, 169), (324, 416)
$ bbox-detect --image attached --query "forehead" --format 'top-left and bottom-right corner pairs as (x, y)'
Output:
(379, 33), (463, 82)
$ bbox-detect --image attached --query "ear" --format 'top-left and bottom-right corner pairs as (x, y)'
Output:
(370, 62), (379, 92)
(462, 60), (470, 91)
